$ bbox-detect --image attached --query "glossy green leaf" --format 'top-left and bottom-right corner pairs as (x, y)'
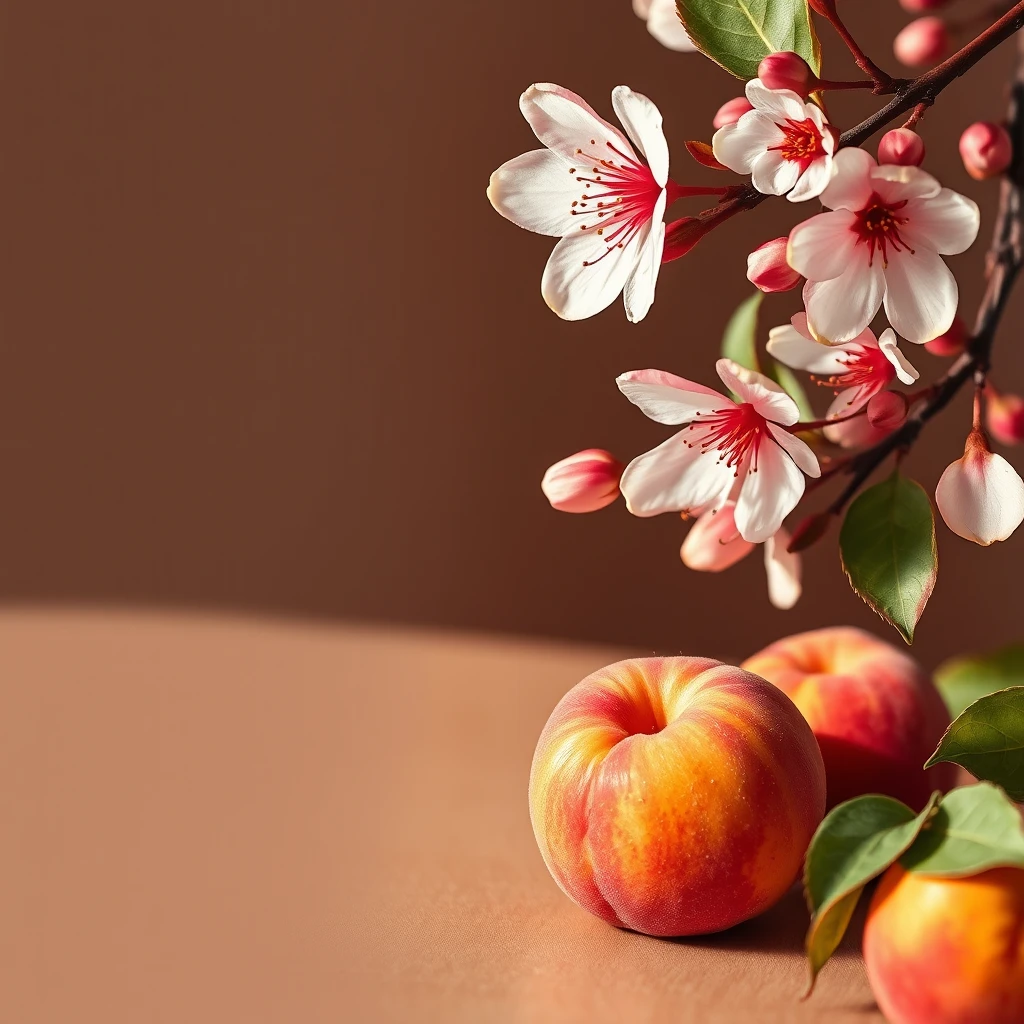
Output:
(902, 783), (1024, 876)
(720, 291), (763, 375)
(803, 792), (939, 993)
(677, 0), (821, 81)
(925, 688), (1024, 800)
(839, 471), (937, 644)
(935, 645), (1024, 718)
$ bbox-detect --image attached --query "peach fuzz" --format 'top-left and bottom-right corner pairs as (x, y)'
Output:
(864, 864), (1024, 1024)
(529, 657), (826, 937)
(743, 627), (956, 811)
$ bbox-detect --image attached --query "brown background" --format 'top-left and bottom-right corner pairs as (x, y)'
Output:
(1, 1), (1021, 665)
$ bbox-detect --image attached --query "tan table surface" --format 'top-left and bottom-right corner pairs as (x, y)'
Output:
(0, 609), (883, 1023)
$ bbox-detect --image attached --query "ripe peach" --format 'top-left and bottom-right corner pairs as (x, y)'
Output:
(743, 627), (956, 810)
(528, 657), (826, 936)
(864, 863), (1024, 1024)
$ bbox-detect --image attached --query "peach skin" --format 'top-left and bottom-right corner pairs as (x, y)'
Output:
(743, 627), (956, 810)
(864, 864), (1024, 1024)
(529, 657), (826, 937)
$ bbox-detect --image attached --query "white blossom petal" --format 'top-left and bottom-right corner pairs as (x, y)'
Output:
(487, 149), (579, 236)
(870, 164), (941, 204)
(765, 422), (821, 478)
(877, 328), (920, 385)
(766, 323), (852, 374)
(764, 528), (802, 609)
(787, 210), (860, 281)
(620, 432), (735, 518)
(787, 156), (834, 203)
(936, 445), (1024, 545)
(744, 80), (808, 121)
(680, 501), (754, 572)
(882, 248), (958, 344)
(733, 441), (805, 543)
(819, 147), (876, 210)
(520, 83), (632, 164)
(617, 368), (728, 423)
(902, 189), (981, 255)
(623, 191), (666, 323)
(803, 257), (885, 343)
(635, 0), (697, 52)
(715, 359), (799, 425)
(712, 114), (784, 173)
(751, 150), (802, 196)
(825, 385), (871, 421)
(611, 86), (670, 187)
(541, 220), (645, 320)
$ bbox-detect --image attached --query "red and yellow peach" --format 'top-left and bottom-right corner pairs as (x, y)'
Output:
(864, 863), (1024, 1024)
(743, 627), (956, 810)
(529, 657), (826, 936)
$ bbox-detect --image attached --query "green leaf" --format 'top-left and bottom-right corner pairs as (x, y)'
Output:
(924, 688), (1024, 800)
(902, 782), (1024, 876)
(803, 792), (939, 993)
(935, 645), (1024, 718)
(768, 359), (814, 422)
(720, 291), (763, 375)
(839, 471), (937, 644)
(677, 0), (821, 81)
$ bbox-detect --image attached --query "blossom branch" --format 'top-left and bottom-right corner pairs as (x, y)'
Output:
(822, 33), (1024, 519)
(717, 0), (1024, 220)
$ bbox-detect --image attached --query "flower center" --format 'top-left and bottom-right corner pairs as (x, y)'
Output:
(768, 118), (826, 170)
(853, 193), (914, 267)
(812, 345), (895, 407)
(686, 403), (767, 473)
(568, 138), (663, 266)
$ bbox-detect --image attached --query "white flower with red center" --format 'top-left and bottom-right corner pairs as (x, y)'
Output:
(712, 81), (835, 202)
(489, 83), (711, 323)
(632, 0), (696, 52)
(787, 148), (981, 344)
(767, 313), (919, 430)
(617, 359), (821, 543)
(680, 501), (802, 609)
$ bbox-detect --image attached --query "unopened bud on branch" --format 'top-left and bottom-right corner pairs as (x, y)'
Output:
(758, 52), (815, 97)
(877, 128), (926, 167)
(959, 122), (1013, 180)
(894, 17), (950, 68)
(935, 428), (1024, 545)
(924, 316), (968, 356)
(899, 0), (948, 11)
(867, 391), (910, 431)
(787, 511), (832, 554)
(746, 237), (802, 293)
(541, 449), (623, 513)
(712, 97), (753, 129)
(985, 386), (1024, 446)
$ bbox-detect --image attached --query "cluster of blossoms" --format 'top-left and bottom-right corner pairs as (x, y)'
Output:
(490, 8), (1024, 612)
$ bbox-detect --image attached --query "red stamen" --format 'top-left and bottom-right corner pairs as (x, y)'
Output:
(810, 345), (896, 408)
(767, 118), (826, 171)
(685, 404), (767, 476)
(853, 192), (915, 268)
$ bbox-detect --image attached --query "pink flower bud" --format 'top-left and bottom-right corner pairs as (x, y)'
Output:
(877, 128), (926, 167)
(924, 316), (968, 356)
(712, 97), (754, 129)
(680, 502), (755, 572)
(541, 449), (623, 513)
(893, 17), (950, 68)
(935, 429), (1024, 545)
(746, 236), (801, 293)
(985, 387), (1024, 445)
(959, 121), (1013, 180)
(899, 0), (948, 10)
(758, 52), (815, 97)
(867, 391), (910, 431)
(662, 217), (711, 263)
